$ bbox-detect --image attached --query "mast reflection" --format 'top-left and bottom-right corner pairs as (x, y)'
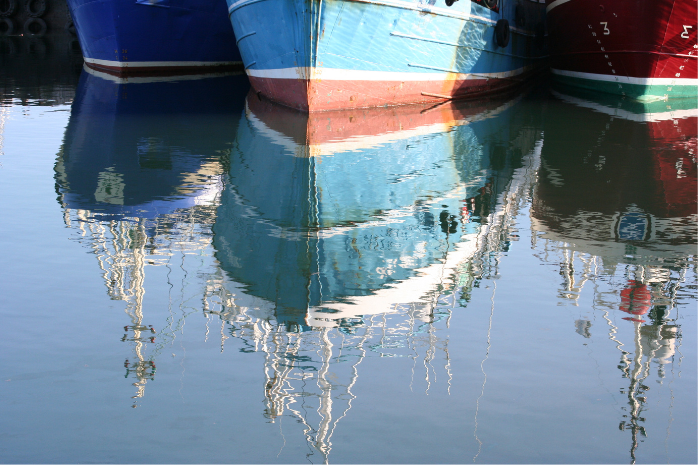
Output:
(533, 85), (696, 464)
(55, 68), (249, 406)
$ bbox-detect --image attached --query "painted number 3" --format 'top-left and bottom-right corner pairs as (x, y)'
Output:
(681, 25), (693, 39)
(600, 22), (610, 35)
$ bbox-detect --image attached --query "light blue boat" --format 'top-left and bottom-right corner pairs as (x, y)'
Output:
(226, 0), (548, 110)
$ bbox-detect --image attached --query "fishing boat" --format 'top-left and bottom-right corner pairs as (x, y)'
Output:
(545, 0), (697, 100)
(67, 0), (243, 76)
(226, 0), (548, 111)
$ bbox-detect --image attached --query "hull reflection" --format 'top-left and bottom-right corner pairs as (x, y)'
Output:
(56, 67), (249, 220)
(214, 91), (544, 329)
(533, 85), (696, 464)
(55, 69), (249, 405)
(534, 84), (697, 264)
(203, 91), (544, 462)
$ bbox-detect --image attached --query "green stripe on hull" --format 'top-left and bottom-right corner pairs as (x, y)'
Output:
(553, 73), (698, 102)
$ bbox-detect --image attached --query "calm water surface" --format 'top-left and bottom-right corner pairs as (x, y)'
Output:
(0, 34), (696, 464)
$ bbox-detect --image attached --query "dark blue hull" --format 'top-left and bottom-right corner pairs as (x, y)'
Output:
(67, 0), (242, 76)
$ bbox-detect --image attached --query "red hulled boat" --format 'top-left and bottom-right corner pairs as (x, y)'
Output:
(545, 0), (697, 100)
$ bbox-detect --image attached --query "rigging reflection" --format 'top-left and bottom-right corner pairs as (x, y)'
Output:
(532, 85), (696, 464)
(54, 68), (249, 406)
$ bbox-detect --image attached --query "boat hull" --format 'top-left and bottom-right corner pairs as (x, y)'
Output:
(227, 0), (548, 111)
(546, 0), (698, 100)
(67, 0), (243, 76)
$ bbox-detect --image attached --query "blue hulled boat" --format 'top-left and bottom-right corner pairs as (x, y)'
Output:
(68, 0), (243, 76)
(226, 0), (548, 111)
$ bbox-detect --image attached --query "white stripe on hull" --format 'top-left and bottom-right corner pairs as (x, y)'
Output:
(551, 68), (698, 87)
(84, 57), (242, 68)
(551, 90), (698, 122)
(247, 65), (534, 82)
(546, 0), (573, 13)
(83, 64), (243, 83)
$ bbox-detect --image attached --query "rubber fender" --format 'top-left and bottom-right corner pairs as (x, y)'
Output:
(0, 36), (17, 53)
(0, 0), (17, 17)
(68, 38), (81, 54)
(25, 0), (45, 18)
(515, 4), (525, 27)
(23, 16), (46, 36)
(482, 0), (497, 9)
(65, 19), (76, 35)
(535, 22), (546, 49)
(494, 19), (510, 48)
(0, 17), (12, 35)
(26, 36), (47, 57)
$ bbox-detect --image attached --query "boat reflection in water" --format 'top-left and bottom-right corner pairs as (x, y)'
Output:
(205, 91), (543, 461)
(54, 68), (250, 405)
(54, 70), (545, 455)
(215, 91), (543, 328)
(56, 66), (250, 220)
(532, 85), (696, 464)
(51, 70), (696, 461)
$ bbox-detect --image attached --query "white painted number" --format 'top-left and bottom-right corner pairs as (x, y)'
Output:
(681, 25), (693, 39)
(600, 22), (610, 35)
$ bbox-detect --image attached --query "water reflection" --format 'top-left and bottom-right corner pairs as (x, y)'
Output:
(206, 92), (544, 461)
(55, 74), (544, 457)
(215, 92), (542, 329)
(533, 85), (696, 464)
(49, 70), (696, 462)
(0, 32), (83, 105)
(55, 68), (249, 404)
(57, 67), (249, 219)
